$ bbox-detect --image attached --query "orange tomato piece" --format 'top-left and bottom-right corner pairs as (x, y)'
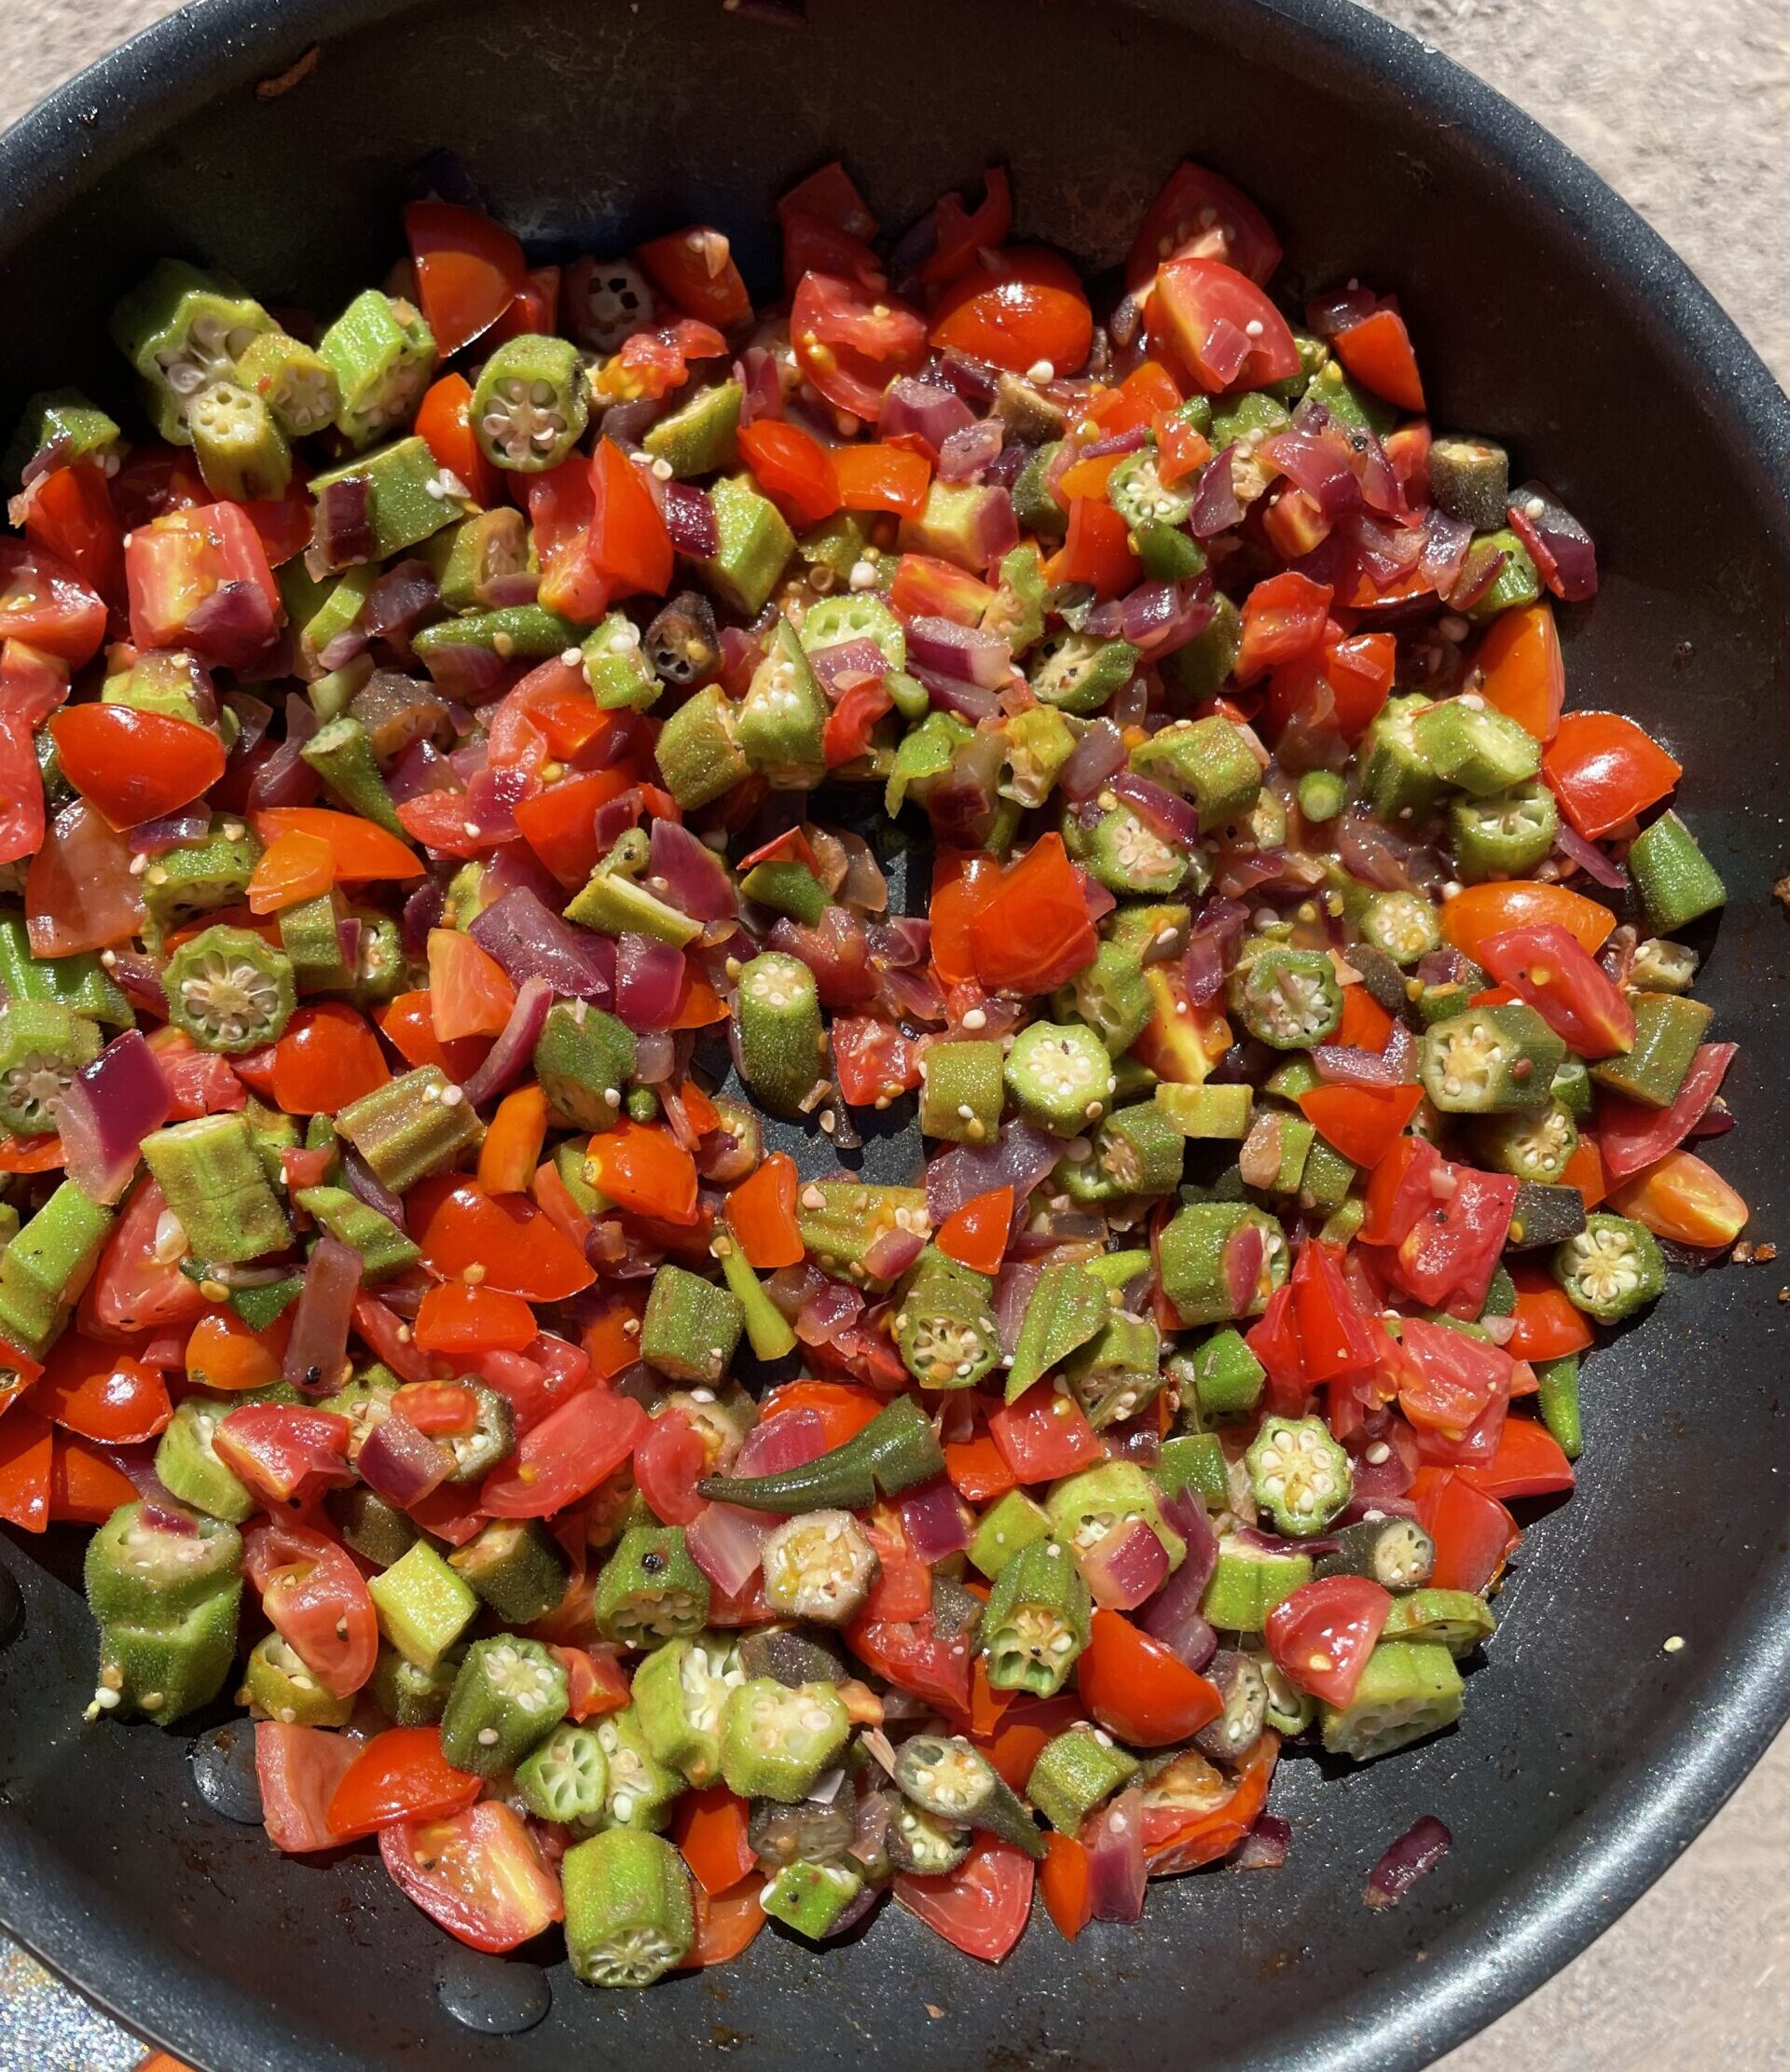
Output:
(1608, 1150), (1747, 1248)
(270, 1002), (391, 1114)
(1474, 602), (1564, 744)
(477, 1084), (549, 1195)
(582, 1120), (699, 1226)
(414, 1282), (539, 1356)
(247, 829), (336, 915)
(251, 808), (423, 882)
(724, 1153), (803, 1270)
(1440, 880), (1615, 962)
(427, 928), (517, 1043)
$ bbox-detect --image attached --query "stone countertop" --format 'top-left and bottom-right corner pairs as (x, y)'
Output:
(0, 3), (1785, 2068)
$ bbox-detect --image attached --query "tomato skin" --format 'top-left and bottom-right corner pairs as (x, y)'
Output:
(270, 1002), (391, 1115)
(379, 989), (492, 1082)
(792, 271), (929, 423)
(1079, 1610), (1223, 1747)
(48, 1436), (140, 1525)
(1333, 306), (1425, 411)
(832, 1015), (920, 1106)
(479, 1386), (647, 1518)
(1504, 1264), (1595, 1360)
(215, 1404), (354, 1511)
(1458, 1416), (1577, 1501)
(1236, 571), (1332, 683)
(1608, 1149), (1747, 1248)
(724, 1152), (803, 1270)
(586, 436), (673, 599)
(247, 828), (335, 915)
(244, 1521), (379, 1697)
(0, 1408), (52, 1532)
(1395, 1316), (1513, 1436)
(1125, 160), (1283, 292)
(581, 1119), (699, 1227)
(633, 1406), (709, 1526)
(832, 442), (930, 519)
(1147, 256), (1301, 393)
(1477, 924), (1635, 1057)
(252, 807), (422, 885)
(922, 165), (1012, 286)
(1039, 1831), (1094, 1941)
(328, 1726), (483, 1841)
(20, 462), (124, 606)
(124, 504), (281, 670)
(1598, 1042), (1736, 1181)
(985, 1388), (1102, 1483)
(414, 1282), (538, 1357)
(0, 539), (108, 664)
(415, 373), (502, 509)
(427, 927), (517, 1042)
(82, 1179), (210, 1339)
(1542, 711), (1683, 839)
(894, 1835), (1035, 1964)
(1441, 879), (1615, 962)
(678, 1879), (768, 1968)
(25, 799), (145, 957)
(405, 201), (527, 357)
(635, 225), (751, 328)
(36, 1335), (172, 1443)
(846, 1593), (972, 1714)
(1298, 1083), (1422, 1170)
(1140, 1731), (1280, 1875)
(1412, 1467), (1521, 1593)
(1392, 1164), (1517, 1315)
(737, 419), (840, 526)
(257, 1720), (360, 1854)
(1265, 1577), (1392, 1707)
(1048, 496), (1135, 599)
(935, 1185), (1012, 1278)
(672, 1786), (756, 1897)
(381, 1802), (564, 1954)
(967, 834), (1098, 995)
(929, 246), (1094, 376)
(47, 703), (226, 832)
(414, 1179), (596, 1302)
(1475, 602), (1564, 743)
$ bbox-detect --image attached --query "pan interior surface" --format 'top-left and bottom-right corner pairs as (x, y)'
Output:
(0, 2), (1786, 2068)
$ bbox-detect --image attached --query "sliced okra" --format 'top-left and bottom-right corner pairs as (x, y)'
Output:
(739, 621), (830, 789)
(1473, 1099), (1578, 1185)
(892, 1734), (1044, 1858)
(917, 1039), (1005, 1145)
(317, 290), (436, 449)
(703, 474), (795, 618)
(1420, 1001), (1564, 1113)
(1202, 1542), (1313, 1633)
(155, 1397), (256, 1525)
(1158, 1202), (1287, 1328)
(581, 611), (661, 711)
(594, 1705), (685, 1831)
(92, 1584), (241, 1727)
(1231, 944), (1343, 1050)
(516, 1722), (611, 1827)
(1590, 990), (1712, 1110)
(643, 380), (743, 478)
(720, 1677), (850, 1803)
(300, 716), (405, 836)
(1026, 1725), (1139, 1835)
(141, 1113), (292, 1264)
(594, 1525), (711, 1650)
(370, 1642), (462, 1726)
(1192, 1649), (1270, 1761)
(1380, 1587), (1497, 1656)
(760, 1509), (880, 1625)
(632, 1632), (743, 1787)
(1062, 1312), (1164, 1430)
(1028, 629), (1139, 715)
(4, 387), (121, 489)
(1047, 1461), (1185, 1572)
(640, 1264), (744, 1388)
(888, 1798), (971, 1875)
(1246, 1414), (1354, 1537)
(1450, 780), (1558, 882)
(1316, 1515), (1436, 1591)
(533, 998), (637, 1133)
(1554, 1212), (1665, 1323)
(336, 1065), (482, 1193)
(1319, 1640), (1464, 1761)
(471, 333), (589, 471)
(642, 589), (723, 689)
(735, 951), (825, 1116)
(1411, 698), (1541, 797)
(981, 1539), (1092, 1697)
(1628, 810), (1726, 935)
(161, 926), (296, 1055)
(653, 683), (752, 811)
(1004, 1020), (1116, 1136)
(896, 1250), (1000, 1390)
(1067, 799), (1189, 898)
(366, 1540), (479, 1672)
(1428, 435), (1510, 531)
(85, 1499), (243, 1626)
(0, 1001), (100, 1137)
(438, 1635), (570, 1777)
(1129, 714), (1261, 825)
(762, 1860), (867, 1940)
(109, 258), (274, 443)
(448, 1518), (571, 1626)
(187, 379), (292, 502)
(562, 1829), (694, 1988)
(242, 1629), (355, 1728)
(1004, 1256), (1108, 1400)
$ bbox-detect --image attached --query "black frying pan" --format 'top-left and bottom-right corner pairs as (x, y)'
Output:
(1, 2), (1787, 2066)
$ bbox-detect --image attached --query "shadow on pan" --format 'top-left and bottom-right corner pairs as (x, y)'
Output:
(0, 1), (1788, 2066)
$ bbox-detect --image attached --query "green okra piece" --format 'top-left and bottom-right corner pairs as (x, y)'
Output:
(897, 1249), (1000, 1390)
(299, 716), (405, 836)
(432, 1381), (514, 1485)
(981, 1539), (1091, 1697)
(1026, 1725), (1139, 1836)
(334, 1486), (420, 1568)
(0, 1001), (101, 1138)
(161, 926), (296, 1055)
(0, 919), (131, 1028)
(1158, 1202), (1287, 1327)
(1236, 1108), (1315, 1199)
(968, 1488), (1053, 1580)
(295, 1184), (420, 1282)
(1258, 1654), (1316, 1737)
(1187, 1327), (1266, 1420)
(85, 1499), (243, 1627)
(1134, 518), (1206, 583)
(1630, 938), (1700, 995)
(312, 435), (463, 571)
(141, 1113), (292, 1265)
(1154, 1081), (1254, 1141)
(1357, 889), (1442, 970)
(1202, 1541), (1313, 1633)
(140, 822), (263, 949)
(429, 505), (530, 615)
(917, 1039), (1005, 1145)
(448, 1517), (571, 1626)
(738, 621), (829, 789)
(893, 1734), (1043, 1858)
(336, 1066), (482, 1194)
(1428, 435), (1510, 531)
(1004, 1256), (1108, 1401)
(1158, 592), (1243, 711)
(592, 1703), (684, 1831)
(109, 258), (275, 443)
(1004, 1020), (1116, 1137)
(697, 1393), (944, 1513)
(716, 1241), (800, 1362)
(296, 564), (379, 666)
(1062, 1311), (1163, 1430)
(1066, 798), (1188, 899)
(1056, 939), (1152, 1056)
(899, 479), (1012, 571)
(1050, 1461), (1185, 1574)
(1300, 1136), (1356, 1216)
(594, 1525), (711, 1650)
(580, 612), (661, 712)
(737, 857), (830, 926)
(652, 684), (751, 812)
(984, 544), (1051, 657)
(1379, 1587), (1497, 1655)
(640, 1264), (744, 1387)
(1450, 781), (1559, 882)
(93, 1584), (242, 1727)
(999, 705), (1077, 811)
(563, 1829), (695, 1987)
(632, 1632), (742, 1788)
(1156, 1430), (1229, 1511)
(0, 1179), (114, 1355)
(720, 1677), (849, 1803)
(154, 1397), (255, 1524)
(371, 1643), (463, 1727)
(1535, 1353), (1583, 1460)
(703, 474), (795, 617)
(1411, 698), (1541, 797)
(1130, 715), (1263, 826)
(1554, 1212), (1665, 1323)
(4, 388), (122, 489)
(1315, 1515), (1437, 1591)
(1474, 1100), (1578, 1186)
(234, 327), (341, 438)
(1320, 1640), (1464, 1761)
(1108, 446), (1196, 532)
(1628, 810), (1726, 934)
(885, 710), (971, 818)
(794, 1180), (931, 1289)
(471, 333), (588, 472)
(280, 887), (358, 995)
(1590, 991), (1713, 1110)
(1458, 528), (1542, 623)
(1421, 1000), (1565, 1113)
(802, 587), (905, 669)
(1297, 767), (1348, 824)
(1357, 696), (1445, 825)
(533, 998), (637, 1132)
(367, 1540), (480, 1672)
(735, 951), (825, 1117)
(1012, 439), (1067, 538)
(228, 1274), (305, 1335)
(516, 1722), (612, 1826)
(317, 289), (435, 449)
(187, 377), (291, 502)
(439, 1635), (570, 1777)
(1089, 1100), (1185, 1196)
(564, 830), (703, 946)
(1026, 629), (1138, 716)
(643, 380), (743, 478)
(415, 603), (585, 668)
(1230, 944), (1343, 1050)
(762, 1859), (864, 1940)
(242, 1630), (355, 1728)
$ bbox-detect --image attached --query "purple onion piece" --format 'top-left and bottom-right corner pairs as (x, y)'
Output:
(1111, 769), (1201, 846)
(1553, 820), (1629, 890)
(1232, 1814), (1292, 1872)
(882, 376), (974, 452)
(357, 1412), (452, 1508)
(614, 932), (686, 1032)
(937, 419), (1003, 484)
(362, 559), (439, 642)
(1508, 480), (1598, 601)
(1059, 718), (1125, 800)
(340, 1146), (408, 1231)
(646, 820), (737, 921)
(468, 889), (615, 1002)
(904, 614), (1012, 690)
(926, 1122), (1057, 1225)
(282, 1236), (363, 1391)
(128, 810), (210, 856)
(459, 977), (554, 1107)
(246, 693), (320, 811)
(1363, 1815), (1452, 1909)
(662, 482), (719, 559)
(53, 1029), (172, 1205)
(1191, 447), (1246, 536)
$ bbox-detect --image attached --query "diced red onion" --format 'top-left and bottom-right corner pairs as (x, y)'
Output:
(1313, 1043), (1413, 1086)
(362, 559), (439, 642)
(1086, 1790), (1148, 1922)
(613, 932), (687, 1032)
(282, 1236), (362, 1391)
(1508, 481), (1597, 601)
(916, 668), (1001, 725)
(1104, 1414), (1161, 1466)
(899, 1476), (973, 1562)
(1553, 820), (1629, 891)
(128, 810), (210, 857)
(808, 639), (889, 691)
(1347, 1416), (1421, 1500)
(905, 615), (1012, 690)
(480, 568), (541, 610)
(734, 1407), (829, 1480)
(876, 963), (946, 1025)
(420, 639), (515, 702)
(1080, 425), (1149, 463)
(186, 579), (278, 671)
(1364, 1815), (1452, 1909)
(836, 831), (888, 914)
(312, 475), (373, 572)
(938, 420), (1003, 484)
(53, 1029), (172, 1204)
(386, 738), (457, 808)
(1449, 543), (1508, 614)
(1223, 1221), (1265, 1315)
(1059, 718), (1125, 800)
(357, 1411), (452, 1508)
(1111, 770), (1202, 847)
(869, 918), (931, 969)
(881, 376), (974, 456)
(795, 1278), (864, 1347)
(686, 1499), (773, 1595)
(857, 1226), (925, 1288)
(662, 482), (719, 559)
(645, 820), (737, 922)
(1081, 1520), (1170, 1611)
(926, 1121), (1057, 1225)
(1122, 577), (1215, 660)
(1191, 448), (1246, 536)
(1262, 421), (1361, 517)
(1233, 1814), (1292, 1872)
(105, 951), (170, 1018)
(459, 976), (553, 1106)
(400, 878), (446, 959)
(1418, 505), (1474, 593)
(469, 889), (614, 1003)
(340, 1145), (408, 1231)
(631, 1029), (675, 1084)
(995, 1263), (1043, 1358)
(247, 694), (320, 810)
(1334, 809), (1445, 892)
(927, 351), (1001, 408)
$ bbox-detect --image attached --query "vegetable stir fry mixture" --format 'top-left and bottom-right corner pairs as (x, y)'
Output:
(0, 153), (1742, 1978)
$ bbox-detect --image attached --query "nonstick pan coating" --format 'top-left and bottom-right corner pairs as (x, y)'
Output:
(0, 3), (1786, 2066)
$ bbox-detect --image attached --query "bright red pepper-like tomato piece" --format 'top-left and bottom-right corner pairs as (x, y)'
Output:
(380, 1802), (564, 1954)
(1265, 1577), (1392, 1707)
(1078, 1610), (1223, 1747)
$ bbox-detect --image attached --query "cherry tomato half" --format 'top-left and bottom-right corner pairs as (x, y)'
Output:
(380, 1801), (564, 1954)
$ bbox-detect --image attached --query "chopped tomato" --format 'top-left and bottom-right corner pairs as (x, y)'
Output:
(1608, 1150), (1747, 1248)
(1236, 571), (1331, 683)
(672, 1786), (756, 1897)
(679, 1879), (768, 1968)
(124, 504), (280, 670)
(24, 799), (145, 956)
(36, 1334), (172, 1443)
(1147, 256), (1301, 392)
(894, 1835), (1034, 1964)
(414, 372), (501, 510)
(1140, 1731), (1280, 1875)
(381, 1802), (563, 1954)
(48, 1437), (140, 1525)
(968, 833), (1097, 995)
(270, 1002), (391, 1114)
(1504, 1264), (1595, 1360)
(1396, 1316), (1512, 1436)
(251, 807), (422, 883)
(0, 538), (107, 665)
(724, 1152), (803, 1270)
(1475, 602), (1564, 743)
(585, 436), (673, 599)
(1125, 160), (1282, 292)
(889, 554), (995, 626)
(1411, 1467), (1521, 1593)
(1265, 1576), (1392, 1706)
(1598, 1043), (1736, 1181)
(1441, 879), (1615, 961)
(413, 1180), (595, 1302)
(936, 1185), (1012, 1278)
(215, 1403), (354, 1511)
(792, 271), (929, 423)
(986, 1388), (1102, 1483)
(20, 462), (123, 604)
(48, 703), (226, 832)
(737, 418), (840, 525)
(1297, 1082), (1422, 1169)
(635, 225), (751, 328)
(244, 1520), (379, 1696)
(1477, 923), (1635, 1059)
(921, 166), (1012, 285)
(1078, 1609), (1222, 1747)
(582, 1118), (699, 1226)
(528, 456), (610, 623)
(633, 1406), (709, 1526)
(257, 1720), (360, 1854)
(1040, 1832), (1094, 1941)
(0, 1408), (52, 1532)
(1542, 711), (1682, 839)
(405, 201), (527, 357)
(929, 246), (1094, 376)
(329, 1725), (483, 1841)
(82, 1179), (209, 1338)
(832, 441), (931, 519)
(379, 988), (492, 1082)
(246, 828), (336, 915)
(846, 1589), (972, 1713)
(553, 1644), (631, 1721)
(427, 927), (517, 1042)
(758, 1379), (883, 1448)
(1458, 1416), (1577, 1501)
(414, 1282), (538, 1357)
(832, 1015), (920, 1107)
(1334, 306), (1425, 411)
(477, 1083), (550, 1197)
(479, 1386), (647, 1518)
(1048, 496), (1135, 599)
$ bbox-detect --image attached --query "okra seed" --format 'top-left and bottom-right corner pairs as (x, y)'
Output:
(94, 1687), (120, 1710)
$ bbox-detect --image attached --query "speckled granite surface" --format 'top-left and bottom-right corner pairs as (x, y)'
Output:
(0, 4), (1785, 2069)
